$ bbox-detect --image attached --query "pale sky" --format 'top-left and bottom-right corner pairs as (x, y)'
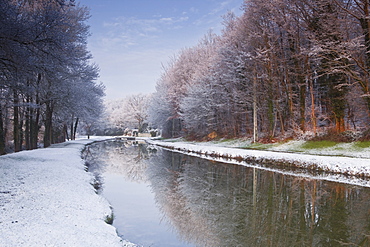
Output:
(77, 0), (244, 99)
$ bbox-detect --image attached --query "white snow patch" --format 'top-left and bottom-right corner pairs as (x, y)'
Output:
(0, 137), (136, 247)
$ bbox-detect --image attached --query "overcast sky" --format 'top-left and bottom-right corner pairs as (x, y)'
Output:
(77, 0), (244, 100)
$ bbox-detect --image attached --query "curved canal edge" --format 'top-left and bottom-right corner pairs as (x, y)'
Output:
(147, 139), (370, 180)
(0, 137), (135, 247)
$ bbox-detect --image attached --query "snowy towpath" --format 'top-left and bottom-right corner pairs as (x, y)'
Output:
(0, 138), (135, 247)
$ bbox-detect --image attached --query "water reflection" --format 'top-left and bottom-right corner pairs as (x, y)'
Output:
(85, 141), (370, 247)
(85, 140), (191, 246)
(85, 140), (149, 182)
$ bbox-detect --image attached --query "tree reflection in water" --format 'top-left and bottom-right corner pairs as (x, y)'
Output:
(85, 141), (370, 247)
(85, 139), (150, 183)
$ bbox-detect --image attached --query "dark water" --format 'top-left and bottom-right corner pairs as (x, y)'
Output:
(84, 140), (370, 247)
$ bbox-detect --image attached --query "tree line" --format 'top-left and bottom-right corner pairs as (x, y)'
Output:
(149, 0), (370, 141)
(101, 94), (150, 136)
(0, 0), (104, 154)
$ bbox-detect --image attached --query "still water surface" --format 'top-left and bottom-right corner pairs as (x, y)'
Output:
(85, 140), (370, 247)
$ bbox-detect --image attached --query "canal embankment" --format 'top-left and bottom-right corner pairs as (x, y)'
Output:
(148, 139), (370, 178)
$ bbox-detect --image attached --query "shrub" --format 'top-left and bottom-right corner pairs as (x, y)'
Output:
(104, 212), (114, 225)
(309, 129), (356, 142)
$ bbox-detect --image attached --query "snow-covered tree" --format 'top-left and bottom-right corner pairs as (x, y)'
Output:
(102, 94), (151, 136)
(0, 0), (104, 153)
(148, 0), (370, 141)
(125, 94), (150, 132)
(149, 33), (219, 138)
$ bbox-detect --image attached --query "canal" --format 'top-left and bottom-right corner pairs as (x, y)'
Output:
(84, 140), (370, 247)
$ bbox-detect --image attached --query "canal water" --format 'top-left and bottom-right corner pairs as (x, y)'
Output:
(84, 140), (370, 247)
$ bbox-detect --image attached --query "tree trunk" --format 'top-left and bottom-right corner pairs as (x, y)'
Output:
(43, 102), (53, 148)
(25, 96), (30, 150)
(30, 74), (41, 150)
(253, 74), (258, 143)
(0, 107), (5, 155)
(366, 97), (370, 118)
(310, 78), (317, 135)
(172, 118), (175, 138)
(30, 104), (40, 149)
(335, 115), (346, 133)
(64, 123), (69, 141)
(359, 6), (370, 115)
(19, 117), (23, 151)
(278, 110), (285, 136)
(13, 91), (21, 152)
(73, 117), (79, 140)
(360, 1), (370, 73)
(299, 84), (306, 132)
(267, 96), (274, 138)
(70, 115), (74, 140)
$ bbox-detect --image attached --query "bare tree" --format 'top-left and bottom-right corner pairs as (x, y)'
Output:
(0, 0), (103, 153)
(148, 0), (370, 141)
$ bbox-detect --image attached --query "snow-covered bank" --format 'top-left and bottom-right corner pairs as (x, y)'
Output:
(0, 137), (135, 247)
(148, 139), (370, 178)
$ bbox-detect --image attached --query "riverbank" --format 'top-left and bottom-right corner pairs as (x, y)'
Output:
(0, 137), (136, 247)
(148, 138), (370, 179)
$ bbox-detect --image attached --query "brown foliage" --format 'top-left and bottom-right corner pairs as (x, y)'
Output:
(309, 129), (359, 142)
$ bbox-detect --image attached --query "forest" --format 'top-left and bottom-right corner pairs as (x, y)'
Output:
(3, 0), (370, 155)
(0, 0), (104, 154)
(148, 0), (370, 141)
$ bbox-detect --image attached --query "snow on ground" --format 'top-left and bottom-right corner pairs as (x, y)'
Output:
(0, 137), (136, 247)
(148, 139), (370, 182)
(161, 138), (370, 159)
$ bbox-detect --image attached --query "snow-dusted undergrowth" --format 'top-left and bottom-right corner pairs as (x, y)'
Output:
(160, 138), (370, 159)
(0, 137), (136, 247)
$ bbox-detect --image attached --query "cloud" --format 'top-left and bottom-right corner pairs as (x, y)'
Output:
(160, 17), (173, 22)
(189, 7), (199, 13)
(208, 0), (228, 15)
(98, 15), (190, 50)
(84, 0), (245, 99)
(193, 0), (240, 28)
